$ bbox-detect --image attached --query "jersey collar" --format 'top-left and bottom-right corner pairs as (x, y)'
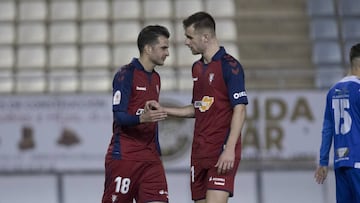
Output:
(131, 58), (147, 71)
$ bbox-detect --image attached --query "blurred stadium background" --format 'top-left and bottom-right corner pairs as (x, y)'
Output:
(0, 0), (359, 202)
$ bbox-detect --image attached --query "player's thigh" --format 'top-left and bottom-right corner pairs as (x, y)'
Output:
(102, 160), (142, 203)
(206, 159), (240, 197)
(191, 158), (209, 201)
(137, 161), (168, 203)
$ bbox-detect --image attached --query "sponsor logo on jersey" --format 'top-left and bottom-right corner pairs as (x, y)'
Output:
(113, 90), (121, 105)
(233, 91), (247, 99)
(194, 96), (214, 112)
(336, 147), (349, 158)
(209, 176), (226, 186)
(136, 108), (145, 115)
(136, 86), (147, 91)
(194, 101), (202, 108)
(334, 88), (349, 97)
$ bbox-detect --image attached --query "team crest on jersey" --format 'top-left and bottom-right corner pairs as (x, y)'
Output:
(209, 73), (214, 84)
(113, 90), (121, 105)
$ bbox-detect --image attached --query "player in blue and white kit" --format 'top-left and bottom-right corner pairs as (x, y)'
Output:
(315, 43), (360, 203)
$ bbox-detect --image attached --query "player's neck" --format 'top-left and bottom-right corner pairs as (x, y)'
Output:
(138, 56), (155, 72)
(350, 59), (360, 77)
(203, 41), (220, 64)
(351, 69), (360, 78)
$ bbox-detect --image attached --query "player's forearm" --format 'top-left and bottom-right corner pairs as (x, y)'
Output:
(319, 119), (333, 166)
(163, 105), (195, 118)
(225, 104), (246, 150)
(114, 111), (140, 126)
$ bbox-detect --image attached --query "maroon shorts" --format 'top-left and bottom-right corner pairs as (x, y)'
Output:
(102, 159), (168, 203)
(190, 157), (240, 201)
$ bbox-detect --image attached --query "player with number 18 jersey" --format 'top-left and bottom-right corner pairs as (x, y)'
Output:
(102, 24), (170, 203)
(102, 59), (168, 203)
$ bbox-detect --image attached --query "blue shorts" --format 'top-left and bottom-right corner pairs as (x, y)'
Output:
(335, 167), (360, 203)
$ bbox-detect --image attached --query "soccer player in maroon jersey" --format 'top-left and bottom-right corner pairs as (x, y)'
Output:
(101, 25), (170, 203)
(147, 12), (248, 203)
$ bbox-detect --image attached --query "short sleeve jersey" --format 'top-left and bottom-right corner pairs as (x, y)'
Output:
(191, 47), (248, 159)
(106, 58), (161, 161)
(320, 75), (360, 169)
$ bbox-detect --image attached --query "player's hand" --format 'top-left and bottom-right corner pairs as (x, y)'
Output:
(140, 101), (167, 123)
(314, 166), (328, 184)
(145, 100), (161, 111)
(215, 147), (235, 174)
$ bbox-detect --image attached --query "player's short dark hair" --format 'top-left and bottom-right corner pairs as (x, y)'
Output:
(137, 25), (170, 53)
(350, 43), (360, 66)
(182, 11), (216, 33)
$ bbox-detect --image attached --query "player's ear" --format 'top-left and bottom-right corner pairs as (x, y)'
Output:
(202, 33), (210, 43)
(144, 44), (152, 55)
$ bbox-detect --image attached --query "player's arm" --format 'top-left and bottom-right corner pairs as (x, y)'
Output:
(145, 100), (195, 118)
(215, 104), (246, 174)
(113, 69), (167, 126)
(319, 94), (334, 167)
(163, 105), (195, 118)
(216, 57), (248, 174)
(114, 110), (167, 125)
(314, 93), (333, 184)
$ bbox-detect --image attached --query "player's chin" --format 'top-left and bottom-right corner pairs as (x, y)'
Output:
(156, 60), (165, 66)
(191, 50), (200, 55)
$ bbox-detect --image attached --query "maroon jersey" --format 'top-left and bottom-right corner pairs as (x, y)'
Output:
(106, 58), (162, 161)
(191, 47), (248, 159)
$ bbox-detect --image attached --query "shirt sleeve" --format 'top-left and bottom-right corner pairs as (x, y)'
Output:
(319, 92), (334, 166)
(112, 68), (140, 126)
(222, 57), (248, 107)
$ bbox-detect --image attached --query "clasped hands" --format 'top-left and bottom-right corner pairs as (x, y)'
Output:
(139, 100), (167, 123)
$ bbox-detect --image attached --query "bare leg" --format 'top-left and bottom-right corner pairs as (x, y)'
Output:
(204, 190), (229, 203)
